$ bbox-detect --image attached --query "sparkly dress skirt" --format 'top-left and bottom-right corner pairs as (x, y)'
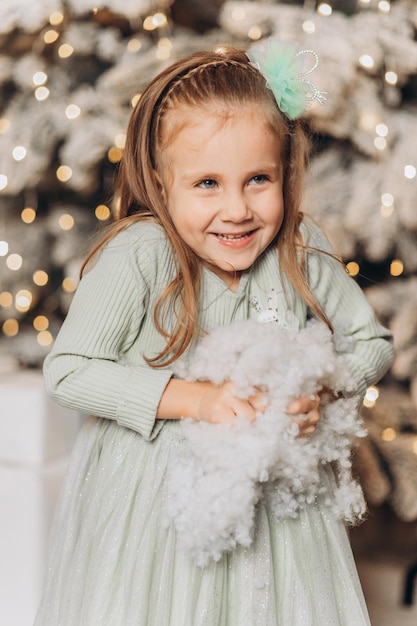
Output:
(35, 417), (371, 626)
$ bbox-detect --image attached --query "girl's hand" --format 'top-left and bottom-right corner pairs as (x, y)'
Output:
(286, 394), (321, 438)
(157, 379), (267, 424)
(194, 381), (267, 425)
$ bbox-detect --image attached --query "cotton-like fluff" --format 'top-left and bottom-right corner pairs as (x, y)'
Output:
(167, 320), (367, 566)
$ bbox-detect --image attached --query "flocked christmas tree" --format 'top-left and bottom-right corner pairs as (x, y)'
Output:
(1, 0), (417, 521)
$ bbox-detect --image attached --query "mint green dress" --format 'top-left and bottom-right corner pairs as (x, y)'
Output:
(35, 220), (393, 625)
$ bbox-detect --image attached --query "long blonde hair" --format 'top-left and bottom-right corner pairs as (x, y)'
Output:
(82, 45), (331, 366)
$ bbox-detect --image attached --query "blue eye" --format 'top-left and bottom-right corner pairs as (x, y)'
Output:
(250, 174), (269, 185)
(198, 179), (217, 189)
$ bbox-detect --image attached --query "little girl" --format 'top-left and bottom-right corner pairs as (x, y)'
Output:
(36, 38), (393, 625)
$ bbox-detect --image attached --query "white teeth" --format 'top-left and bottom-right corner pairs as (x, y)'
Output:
(217, 232), (251, 241)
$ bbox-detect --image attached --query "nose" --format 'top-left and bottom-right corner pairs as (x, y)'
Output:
(219, 189), (252, 222)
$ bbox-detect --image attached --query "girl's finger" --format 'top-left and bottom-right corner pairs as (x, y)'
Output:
(231, 397), (257, 423)
(248, 390), (268, 412)
(286, 394), (320, 415)
(298, 424), (317, 438)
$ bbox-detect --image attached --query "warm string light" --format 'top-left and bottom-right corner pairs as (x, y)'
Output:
(21, 207), (37, 223)
(0, 174), (8, 191)
(359, 54), (375, 71)
(65, 104), (81, 120)
(381, 427), (396, 441)
(56, 165), (73, 182)
(2, 319), (19, 337)
(317, 3), (332, 17)
(33, 270), (49, 286)
(363, 385), (379, 408)
(62, 277), (77, 293)
(347, 256), (404, 280)
(404, 165), (416, 180)
(35, 86), (50, 101)
(33, 315), (49, 331)
(50, 11), (64, 26)
(380, 192), (394, 217)
(6, 253), (23, 271)
(374, 137), (386, 151)
(131, 93), (141, 108)
(31, 69), (50, 103)
(390, 259), (403, 277)
(15, 290), (32, 312)
(229, 3), (262, 39)
(107, 131), (127, 165)
(141, 9), (175, 57)
(95, 204), (111, 221)
(12, 146), (27, 161)
(302, 20), (316, 34)
(32, 71), (47, 86)
(58, 43), (74, 58)
(115, 133), (126, 149)
(127, 38), (142, 53)
(32, 10), (64, 54)
(30, 11), (68, 112)
(43, 29), (60, 45)
(248, 25), (262, 40)
(1, 208), (75, 341)
(362, 388), (415, 457)
(0, 253), (52, 341)
(374, 122), (388, 151)
(0, 291), (13, 307)
(378, 0), (390, 14)
(21, 190), (39, 224)
(143, 12), (168, 31)
(385, 70), (397, 86)
(0, 266), (53, 342)
(58, 213), (74, 230)
(37, 330), (53, 346)
(157, 37), (173, 60)
(107, 147), (123, 163)
(359, 0), (390, 9)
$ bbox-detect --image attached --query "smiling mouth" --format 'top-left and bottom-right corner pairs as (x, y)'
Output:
(215, 230), (255, 241)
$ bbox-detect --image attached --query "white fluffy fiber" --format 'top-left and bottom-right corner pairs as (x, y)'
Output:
(167, 320), (367, 566)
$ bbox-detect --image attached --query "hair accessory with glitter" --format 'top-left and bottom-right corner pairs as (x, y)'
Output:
(246, 37), (326, 120)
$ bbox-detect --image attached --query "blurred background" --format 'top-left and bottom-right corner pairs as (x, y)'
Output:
(1, 0), (417, 624)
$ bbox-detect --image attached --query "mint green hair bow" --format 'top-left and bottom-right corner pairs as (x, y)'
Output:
(246, 37), (326, 120)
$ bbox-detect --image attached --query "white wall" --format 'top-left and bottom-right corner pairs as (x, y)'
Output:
(0, 369), (81, 626)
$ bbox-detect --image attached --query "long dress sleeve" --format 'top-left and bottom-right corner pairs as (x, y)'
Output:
(43, 225), (174, 440)
(304, 220), (394, 397)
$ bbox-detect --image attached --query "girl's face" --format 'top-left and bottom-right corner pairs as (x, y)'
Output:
(162, 106), (285, 290)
